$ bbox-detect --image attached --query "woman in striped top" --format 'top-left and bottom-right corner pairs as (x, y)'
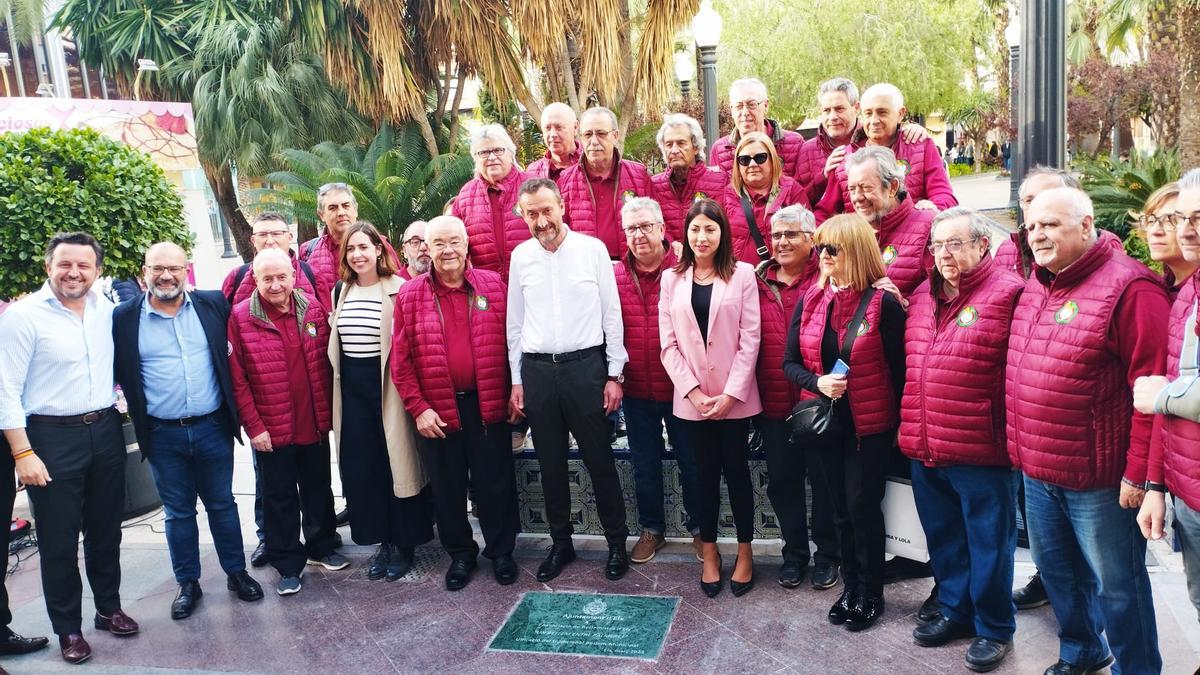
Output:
(327, 221), (432, 582)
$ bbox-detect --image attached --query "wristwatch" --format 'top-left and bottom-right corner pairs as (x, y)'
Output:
(1144, 481), (1167, 493)
(607, 374), (625, 384)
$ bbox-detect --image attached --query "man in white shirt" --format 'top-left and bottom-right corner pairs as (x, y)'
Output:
(508, 177), (630, 582)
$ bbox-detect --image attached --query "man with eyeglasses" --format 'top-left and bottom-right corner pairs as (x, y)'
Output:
(994, 167), (1081, 280)
(299, 183), (400, 308)
(557, 107), (651, 259)
(451, 124), (532, 282)
(709, 78), (803, 180)
(528, 103), (581, 181)
(115, 243), (264, 621)
(1007, 187), (1167, 675)
(612, 198), (703, 564)
(398, 221), (431, 280)
(222, 213), (318, 307)
(896, 208), (1024, 672)
(1137, 167), (1200, 627)
(649, 114), (729, 243)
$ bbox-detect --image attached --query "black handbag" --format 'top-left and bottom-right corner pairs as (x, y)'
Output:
(788, 287), (876, 443)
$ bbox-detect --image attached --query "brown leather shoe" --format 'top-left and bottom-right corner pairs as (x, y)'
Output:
(59, 633), (91, 664)
(693, 535), (704, 562)
(93, 609), (139, 636)
(630, 531), (665, 563)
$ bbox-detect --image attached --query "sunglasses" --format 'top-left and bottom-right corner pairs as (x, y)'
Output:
(736, 152), (770, 167)
(814, 243), (841, 257)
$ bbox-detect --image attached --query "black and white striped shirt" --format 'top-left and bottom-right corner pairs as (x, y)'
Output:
(336, 283), (383, 358)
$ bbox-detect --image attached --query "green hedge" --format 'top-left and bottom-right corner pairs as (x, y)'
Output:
(0, 127), (191, 299)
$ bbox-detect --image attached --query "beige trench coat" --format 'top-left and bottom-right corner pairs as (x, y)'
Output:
(327, 274), (427, 498)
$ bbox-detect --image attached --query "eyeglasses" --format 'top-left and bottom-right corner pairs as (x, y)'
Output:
(581, 129), (614, 141)
(1168, 212), (1200, 230)
(402, 236), (427, 248)
(428, 239), (464, 251)
(252, 229), (290, 240)
(814, 243), (841, 257)
(927, 238), (979, 255)
(737, 152), (770, 167)
(147, 265), (186, 275)
(623, 222), (661, 236)
(732, 100), (764, 113)
(770, 230), (812, 242)
(474, 147), (507, 159)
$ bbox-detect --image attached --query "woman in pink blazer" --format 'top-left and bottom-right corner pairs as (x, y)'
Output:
(659, 198), (762, 598)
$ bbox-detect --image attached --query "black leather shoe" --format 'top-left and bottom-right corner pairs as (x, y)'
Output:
(366, 544), (390, 580)
(536, 545), (577, 582)
(250, 541), (268, 568)
(884, 556), (933, 582)
(493, 555), (519, 585)
(777, 560), (805, 588)
(965, 637), (1012, 673)
(828, 590), (858, 625)
(844, 595), (885, 632)
(445, 557), (477, 591)
(335, 508), (350, 527)
(1043, 655), (1114, 675)
(913, 614), (974, 647)
(226, 570), (264, 601)
(171, 581), (202, 620)
(811, 562), (840, 590)
(386, 545), (413, 582)
(1014, 572), (1050, 610)
(0, 630), (49, 655)
(605, 542), (630, 581)
(918, 582), (941, 623)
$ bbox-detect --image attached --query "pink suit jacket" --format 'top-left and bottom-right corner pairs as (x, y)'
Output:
(658, 261), (763, 421)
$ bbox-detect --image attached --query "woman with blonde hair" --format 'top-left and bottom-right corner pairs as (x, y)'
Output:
(782, 214), (906, 631)
(721, 131), (808, 264)
(1137, 181), (1196, 300)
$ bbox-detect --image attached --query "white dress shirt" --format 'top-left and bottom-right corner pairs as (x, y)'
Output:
(0, 282), (116, 428)
(506, 226), (628, 385)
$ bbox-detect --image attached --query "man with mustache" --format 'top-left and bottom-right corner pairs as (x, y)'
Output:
(398, 220), (431, 280)
(114, 243), (264, 621)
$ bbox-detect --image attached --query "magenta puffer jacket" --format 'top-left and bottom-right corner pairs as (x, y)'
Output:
(650, 162), (730, 243)
(221, 252), (318, 306)
(527, 149), (579, 181)
(720, 176), (809, 265)
(451, 168), (532, 282)
(557, 156), (652, 258)
(814, 135), (957, 223)
(709, 119), (804, 181)
(756, 259), (818, 420)
(796, 124), (858, 205)
(870, 197), (935, 298)
(1154, 272), (1200, 510)
(614, 249), (678, 402)
(228, 290), (332, 446)
(899, 255), (1024, 466)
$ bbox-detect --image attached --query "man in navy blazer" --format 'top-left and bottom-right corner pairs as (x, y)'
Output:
(113, 243), (263, 620)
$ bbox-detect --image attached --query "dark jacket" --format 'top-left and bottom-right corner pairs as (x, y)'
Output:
(113, 290), (241, 457)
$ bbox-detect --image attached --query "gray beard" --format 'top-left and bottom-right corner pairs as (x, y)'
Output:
(150, 284), (183, 301)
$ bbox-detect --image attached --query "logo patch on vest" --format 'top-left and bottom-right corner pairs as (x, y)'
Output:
(304, 321), (318, 337)
(956, 306), (979, 328)
(693, 191), (708, 202)
(622, 190), (636, 203)
(227, 340), (233, 356)
(896, 159), (911, 179)
(475, 295), (490, 311)
(856, 319), (870, 336)
(881, 245), (898, 265)
(1055, 300), (1079, 324)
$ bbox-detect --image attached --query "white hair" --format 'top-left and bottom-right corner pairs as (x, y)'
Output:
(771, 204), (815, 232)
(930, 207), (996, 241)
(540, 102), (578, 127)
(580, 106), (619, 131)
(1031, 187), (1095, 224)
(1181, 168), (1200, 190)
(817, 78), (859, 105)
(861, 82), (905, 110)
(620, 197), (664, 224)
(252, 247), (293, 277)
(845, 146), (905, 191)
(425, 215), (469, 242)
(655, 113), (707, 163)
(729, 78), (768, 102)
(469, 124), (517, 156)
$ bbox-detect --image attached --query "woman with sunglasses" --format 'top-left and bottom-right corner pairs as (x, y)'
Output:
(1137, 182), (1197, 301)
(782, 214), (907, 631)
(450, 124), (532, 283)
(721, 132), (809, 265)
(659, 199), (762, 598)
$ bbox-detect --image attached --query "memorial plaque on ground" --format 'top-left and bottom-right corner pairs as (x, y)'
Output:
(488, 591), (679, 660)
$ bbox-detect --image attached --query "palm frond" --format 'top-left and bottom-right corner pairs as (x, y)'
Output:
(575, 0), (624, 102)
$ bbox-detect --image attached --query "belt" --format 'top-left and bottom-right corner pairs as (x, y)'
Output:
(27, 407), (114, 426)
(149, 411), (220, 427)
(524, 345), (604, 364)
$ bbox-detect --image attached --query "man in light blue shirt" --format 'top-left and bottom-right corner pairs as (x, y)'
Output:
(0, 232), (136, 665)
(113, 242), (263, 622)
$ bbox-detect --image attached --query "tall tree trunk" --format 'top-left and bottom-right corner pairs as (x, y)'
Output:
(561, 39), (581, 111)
(1148, 0), (1179, 151)
(415, 113), (441, 157)
(202, 160), (254, 261)
(1177, 3), (1200, 166)
(614, 0), (636, 144)
(435, 61), (452, 120)
(446, 63), (469, 150)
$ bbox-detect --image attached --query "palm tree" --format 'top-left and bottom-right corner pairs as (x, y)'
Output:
(1181, 1), (1200, 168)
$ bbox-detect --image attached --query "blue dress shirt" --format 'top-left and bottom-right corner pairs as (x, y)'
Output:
(137, 293), (222, 420)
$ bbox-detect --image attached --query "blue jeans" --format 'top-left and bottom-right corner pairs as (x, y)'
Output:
(1175, 497), (1200, 623)
(624, 398), (699, 535)
(911, 462), (1018, 641)
(1024, 476), (1161, 674)
(146, 415), (246, 584)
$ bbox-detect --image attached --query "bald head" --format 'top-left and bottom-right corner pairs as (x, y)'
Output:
(145, 241), (187, 264)
(1026, 187), (1096, 274)
(426, 215), (469, 281)
(541, 102), (579, 162)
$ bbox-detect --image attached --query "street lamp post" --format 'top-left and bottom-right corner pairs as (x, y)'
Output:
(691, 0), (722, 156)
(674, 51), (695, 100)
(1017, 0), (1066, 180)
(133, 58), (158, 101)
(1005, 20), (1020, 212)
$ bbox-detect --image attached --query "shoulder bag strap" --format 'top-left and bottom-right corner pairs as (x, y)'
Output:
(739, 193), (771, 261)
(839, 287), (877, 363)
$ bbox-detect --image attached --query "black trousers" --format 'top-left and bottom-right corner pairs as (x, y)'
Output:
(758, 416), (839, 566)
(679, 417), (755, 543)
(0, 447), (14, 632)
(24, 410), (125, 636)
(814, 426), (893, 598)
(521, 350), (628, 545)
(257, 442), (337, 577)
(419, 393), (520, 561)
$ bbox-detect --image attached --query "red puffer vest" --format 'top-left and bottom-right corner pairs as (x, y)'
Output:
(1161, 273), (1200, 510)
(797, 284), (897, 435)
(650, 162), (730, 242)
(709, 119), (804, 180)
(899, 255), (1024, 466)
(228, 290), (332, 446)
(452, 168), (532, 282)
(221, 252), (318, 306)
(1005, 240), (1162, 489)
(815, 134), (957, 223)
(614, 249), (678, 402)
(796, 123), (858, 205)
(299, 232), (401, 310)
(558, 155), (652, 258)
(390, 268), (509, 432)
(721, 176), (810, 265)
(874, 197), (935, 298)
(756, 258), (819, 419)
(527, 149), (579, 181)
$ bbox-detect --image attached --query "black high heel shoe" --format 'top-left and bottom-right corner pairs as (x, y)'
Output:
(730, 557), (754, 597)
(700, 552), (723, 598)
